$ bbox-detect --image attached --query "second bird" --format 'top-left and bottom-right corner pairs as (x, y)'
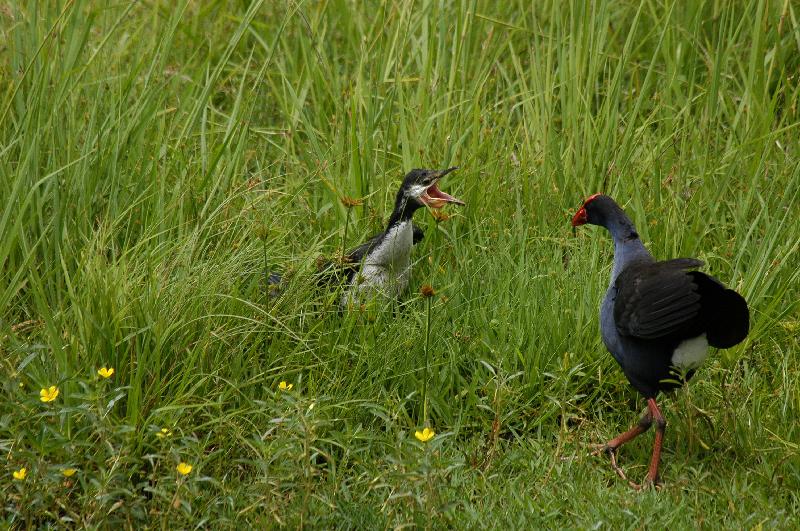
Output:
(336, 167), (464, 307)
(572, 194), (749, 489)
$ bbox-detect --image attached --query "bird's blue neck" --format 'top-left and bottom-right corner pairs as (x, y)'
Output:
(605, 215), (652, 283)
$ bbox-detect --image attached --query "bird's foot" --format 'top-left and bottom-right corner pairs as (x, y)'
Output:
(589, 444), (629, 481)
(632, 475), (663, 492)
(589, 442), (619, 458)
(589, 442), (609, 457)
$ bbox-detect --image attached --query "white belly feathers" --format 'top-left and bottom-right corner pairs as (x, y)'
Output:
(342, 221), (414, 306)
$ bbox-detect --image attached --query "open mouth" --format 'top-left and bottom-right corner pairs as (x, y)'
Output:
(420, 167), (465, 208)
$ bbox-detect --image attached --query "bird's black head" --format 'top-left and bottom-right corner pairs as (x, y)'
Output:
(571, 193), (622, 228)
(391, 167), (464, 223)
(571, 193), (640, 240)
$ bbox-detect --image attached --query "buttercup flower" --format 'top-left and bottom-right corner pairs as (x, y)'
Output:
(97, 367), (114, 378)
(13, 467), (27, 481)
(176, 462), (193, 475)
(156, 428), (172, 438)
(40, 386), (59, 403)
(414, 427), (435, 442)
(62, 468), (77, 477)
(278, 381), (293, 391)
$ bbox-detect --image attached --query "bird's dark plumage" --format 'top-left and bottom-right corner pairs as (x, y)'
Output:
(316, 168), (463, 305)
(614, 259), (705, 341)
(613, 259), (748, 348)
(573, 193), (749, 489)
(319, 222), (426, 285)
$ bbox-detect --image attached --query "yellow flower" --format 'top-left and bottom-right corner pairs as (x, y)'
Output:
(156, 428), (172, 438)
(278, 381), (293, 391)
(97, 367), (114, 378)
(414, 427), (435, 442)
(62, 468), (77, 477)
(176, 462), (193, 475)
(40, 385), (59, 403)
(12, 467), (27, 481)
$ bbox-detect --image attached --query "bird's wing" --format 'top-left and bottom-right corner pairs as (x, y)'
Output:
(345, 232), (385, 264)
(316, 223), (422, 285)
(315, 232), (384, 285)
(412, 223), (425, 245)
(614, 259), (705, 340)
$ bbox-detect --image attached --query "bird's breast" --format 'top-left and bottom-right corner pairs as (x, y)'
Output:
(367, 221), (414, 267)
(342, 222), (414, 306)
(600, 288), (621, 357)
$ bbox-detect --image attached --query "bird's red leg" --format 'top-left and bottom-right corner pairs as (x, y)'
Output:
(638, 398), (666, 489)
(591, 409), (653, 481)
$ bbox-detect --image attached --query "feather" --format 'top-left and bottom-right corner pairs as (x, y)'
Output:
(614, 259), (705, 340)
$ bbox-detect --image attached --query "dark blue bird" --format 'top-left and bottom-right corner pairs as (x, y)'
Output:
(572, 194), (749, 489)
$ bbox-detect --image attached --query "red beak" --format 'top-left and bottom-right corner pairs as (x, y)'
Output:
(571, 207), (588, 226)
(572, 193), (603, 226)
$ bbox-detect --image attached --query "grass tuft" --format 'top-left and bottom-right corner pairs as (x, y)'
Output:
(2, 0), (799, 526)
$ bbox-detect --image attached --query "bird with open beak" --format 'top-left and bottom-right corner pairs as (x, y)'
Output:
(339, 167), (464, 306)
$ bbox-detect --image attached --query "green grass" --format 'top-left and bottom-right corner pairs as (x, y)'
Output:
(2, 0), (800, 527)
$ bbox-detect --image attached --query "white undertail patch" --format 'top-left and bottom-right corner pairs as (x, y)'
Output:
(671, 334), (709, 370)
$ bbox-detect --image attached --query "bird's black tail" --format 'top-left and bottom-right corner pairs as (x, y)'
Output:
(691, 272), (750, 348)
(706, 288), (749, 348)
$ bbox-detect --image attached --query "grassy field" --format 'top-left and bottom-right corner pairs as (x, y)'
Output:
(2, 0), (800, 527)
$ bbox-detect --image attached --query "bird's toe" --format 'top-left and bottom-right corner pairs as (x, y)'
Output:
(635, 475), (663, 491)
(589, 443), (614, 457)
(589, 444), (631, 481)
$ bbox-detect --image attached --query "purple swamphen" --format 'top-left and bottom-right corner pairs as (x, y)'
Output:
(572, 194), (749, 489)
